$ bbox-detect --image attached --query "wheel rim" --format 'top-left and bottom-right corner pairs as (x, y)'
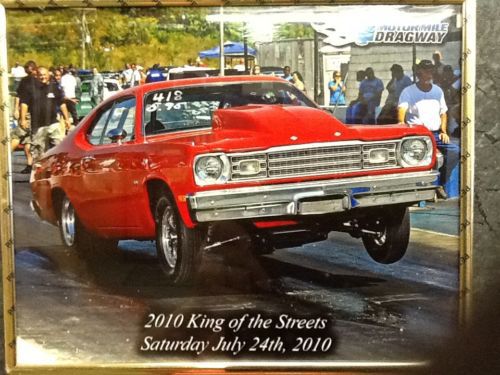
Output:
(61, 198), (76, 246)
(372, 219), (387, 246)
(160, 205), (178, 269)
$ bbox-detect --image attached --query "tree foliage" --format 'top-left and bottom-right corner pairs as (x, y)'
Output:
(275, 23), (314, 40)
(6, 8), (247, 71)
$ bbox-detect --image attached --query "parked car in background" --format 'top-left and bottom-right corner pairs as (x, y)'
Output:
(76, 78), (123, 120)
(166, 66), (216, 80)
(31, 76), (440, 285)
(103, 78), (122, 101)
(260, 66), (286, 78)
(75, 80), (93, 120)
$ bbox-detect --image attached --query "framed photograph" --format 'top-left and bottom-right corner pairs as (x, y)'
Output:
(0, 0), (475, 373)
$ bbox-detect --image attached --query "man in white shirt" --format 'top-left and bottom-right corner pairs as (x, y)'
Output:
(11, 62), (26, 92)
(60, 68), (79, 125)
(121, 63), (133, 88)
(130, 63), (142, 87)
(398, 59), (460, 198)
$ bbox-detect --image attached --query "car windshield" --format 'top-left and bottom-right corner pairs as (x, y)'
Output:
(143, 81), (317, 135)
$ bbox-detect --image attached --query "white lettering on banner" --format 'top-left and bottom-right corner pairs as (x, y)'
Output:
(312, 22), (450, 46)
(374, 31), (448, 44)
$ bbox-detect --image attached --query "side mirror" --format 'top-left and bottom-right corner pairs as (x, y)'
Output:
(107, 128), (128, 144)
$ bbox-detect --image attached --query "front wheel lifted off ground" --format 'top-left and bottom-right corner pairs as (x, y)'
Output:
(154, 194), (201, 285)
(361, 206), (410, 264)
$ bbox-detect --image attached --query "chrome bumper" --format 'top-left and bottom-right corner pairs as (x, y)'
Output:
(188, 171), (439, 222)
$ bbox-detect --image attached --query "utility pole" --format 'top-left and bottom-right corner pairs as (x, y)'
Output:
(219, 6), (225, 76)
(78, 9), (92, 69)
(81, 11), (86, 69)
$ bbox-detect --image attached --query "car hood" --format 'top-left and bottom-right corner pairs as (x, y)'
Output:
(180, 105), (424, 153)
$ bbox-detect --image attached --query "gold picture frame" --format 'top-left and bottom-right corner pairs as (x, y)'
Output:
(0, 0), (476, 373)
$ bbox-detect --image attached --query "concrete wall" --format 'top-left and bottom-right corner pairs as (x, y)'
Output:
(256, 38), (462, 108)
(256, 39), (315, 94)
(345, 41), (462, 104)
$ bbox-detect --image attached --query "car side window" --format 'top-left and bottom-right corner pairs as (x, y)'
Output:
(87, 107), (112, 145)
(119, 101), (136, 142)
(104, 98), (136, 144)
(87, 97), (136, 145)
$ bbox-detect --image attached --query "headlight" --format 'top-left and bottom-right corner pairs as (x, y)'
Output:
(238, 159), (262, 176)
(368, 148), (390, 164)
(400, 137), (433, 167)
(194, 154), (230, 185)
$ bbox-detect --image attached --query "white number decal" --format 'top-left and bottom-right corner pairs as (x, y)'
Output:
(152, 92), (165, 103)
(145, 103), (159, 112)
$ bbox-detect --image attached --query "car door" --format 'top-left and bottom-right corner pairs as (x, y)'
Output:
(77, 96), (145, 232)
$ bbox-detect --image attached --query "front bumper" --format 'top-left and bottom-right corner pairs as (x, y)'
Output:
(188, 171), (439, 222)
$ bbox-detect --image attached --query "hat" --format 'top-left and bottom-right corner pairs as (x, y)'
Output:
(416, 59), (434, 71)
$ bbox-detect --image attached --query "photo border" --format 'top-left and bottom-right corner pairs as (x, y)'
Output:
(0, 0), (475, 373)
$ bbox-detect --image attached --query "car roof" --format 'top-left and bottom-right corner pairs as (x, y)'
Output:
(122, 75), (288, 95)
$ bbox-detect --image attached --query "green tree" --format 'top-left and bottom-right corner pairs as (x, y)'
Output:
(275, 23), (314, 40)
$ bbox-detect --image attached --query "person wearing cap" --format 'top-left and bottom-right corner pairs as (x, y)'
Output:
(398, 59), (460, 198)
(377, 64), (412, 124)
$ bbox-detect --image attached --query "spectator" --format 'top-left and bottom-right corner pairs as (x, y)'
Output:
(146, 64), (165, 83)
(432, 51), (445, 87)
(195, 57), (206, 67)
(60, 68), (79, 125)
(52, 68), (63, 85)
(292, 71), (306, 93)
(121, 63), (132, 88)
(345, 70), (368, 124)
(137, 65), (146, 85)
(328, 70), (346, 106)
(233, 59), (246, 72)
(129, 63), (142, 87)
(11, 60), (37, 174)
(51, 68), (70, 136)
(90, 67), (104, 106)
(252, 65), (262, 75)
(398, 59), (459, 198)
(10, 61), (26, 92)
(440, 64), (461, 138)
(283, 66), (293, 81)
(440, 65), (460, 107)
(377, 64), (412, 124)
(358, 67), (384, 124)
(28, 67), (71, 161)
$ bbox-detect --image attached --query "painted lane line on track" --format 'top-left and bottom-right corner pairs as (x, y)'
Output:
(411, 227), (459, 238)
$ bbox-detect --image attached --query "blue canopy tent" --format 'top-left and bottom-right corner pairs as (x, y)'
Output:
(198, 41), (257, 59)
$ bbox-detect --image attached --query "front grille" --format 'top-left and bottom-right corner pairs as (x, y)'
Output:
(268, 145), (362, 178)
(229, 141), (399, 181)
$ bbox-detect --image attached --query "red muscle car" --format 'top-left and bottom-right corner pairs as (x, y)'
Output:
(31, 76), (441, 285)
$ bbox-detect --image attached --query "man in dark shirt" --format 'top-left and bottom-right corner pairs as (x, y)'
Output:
(20, 67), (71, 162)
(11, 60), (37, 173)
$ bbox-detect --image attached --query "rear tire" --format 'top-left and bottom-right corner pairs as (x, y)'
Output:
(154, 194), (201, 285)
(252, 233), (276, 255)
(361, 206), (410, 264)
(59, 195), (118, 254)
